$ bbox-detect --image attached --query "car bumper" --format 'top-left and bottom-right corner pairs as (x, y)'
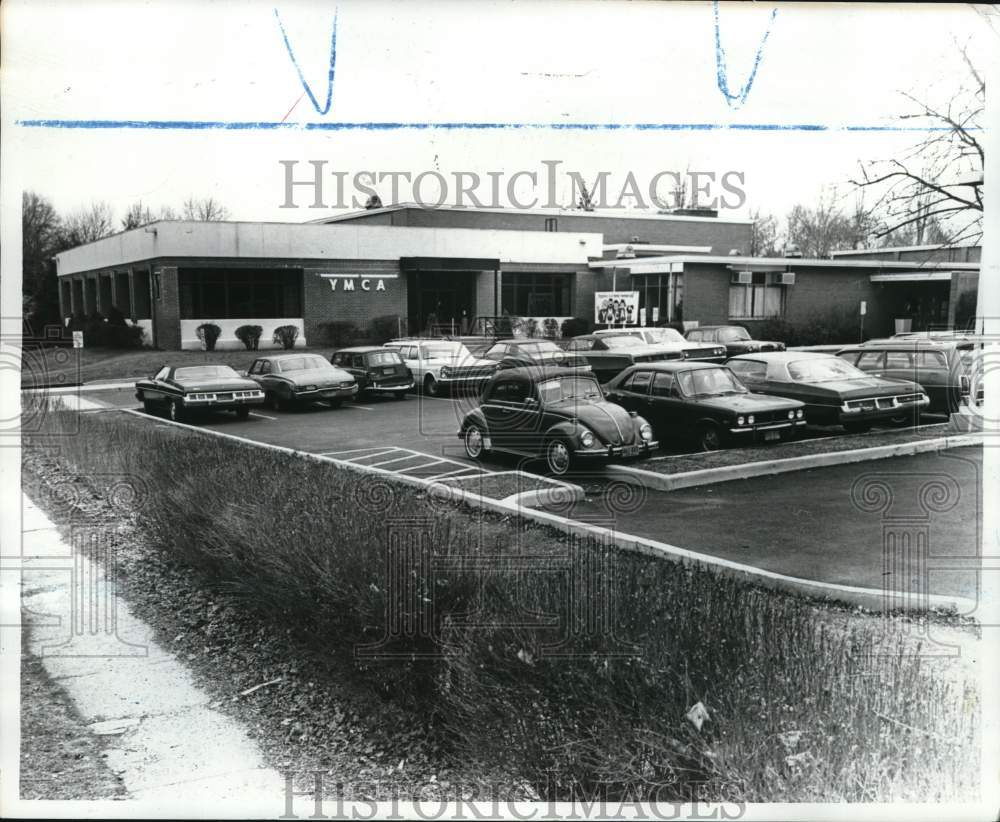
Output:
(292, 385), (358, 400)
(575, 440), (659, 462)
(182, 397), (266, 410)
(728, 420), (806, 440)
(367, 381), (414, 393)
(437, 374), (493, 386)
(837, 396), (930, 423)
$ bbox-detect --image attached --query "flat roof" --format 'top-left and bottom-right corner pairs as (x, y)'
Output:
(55, 219), (604, 276)
(310, 202), (753, 225)
(831, 243), (980, 256)
(591, 254), (979, 272)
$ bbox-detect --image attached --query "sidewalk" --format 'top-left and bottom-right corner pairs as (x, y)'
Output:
(18, 493), (286, 807)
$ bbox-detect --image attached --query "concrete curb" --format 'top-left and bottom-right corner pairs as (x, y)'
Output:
(114, 408), (976, 614)
(24, 381), (136, 394)
(606, 433), (985, 491)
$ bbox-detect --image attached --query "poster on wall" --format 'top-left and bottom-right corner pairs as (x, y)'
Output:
(594, 291), (640, 326)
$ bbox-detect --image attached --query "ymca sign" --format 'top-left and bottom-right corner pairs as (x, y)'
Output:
(317, 272), (398, 293)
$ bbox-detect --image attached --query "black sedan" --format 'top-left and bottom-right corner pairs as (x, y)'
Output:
(605, 362), (805, 451)
(727, 352), (929, 432)
(245, 353), (357, 410)
(685, 325), (785, 356)
(458, 366), (657, 475)
(135, 364), (265, 422)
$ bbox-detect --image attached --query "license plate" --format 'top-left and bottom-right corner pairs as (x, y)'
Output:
(382, 367), (396, 375)
(764, 430), (780, 442)
(216, 393), (232, 401)
(620, 445), (640, 458)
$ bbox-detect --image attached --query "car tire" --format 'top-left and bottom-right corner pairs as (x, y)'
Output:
(326, 398), (342, 409)
(545, 438), (573, 476)
(235, 407), (250, 420)
(168, 400), (185, 423)
(464, 424), (488, 460)
(424, 375), (441, 397)
(697, 423), (724, 452)
(844, 422), (873, 434)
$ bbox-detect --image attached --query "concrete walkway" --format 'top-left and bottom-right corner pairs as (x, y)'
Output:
(19, 493), (286, 808)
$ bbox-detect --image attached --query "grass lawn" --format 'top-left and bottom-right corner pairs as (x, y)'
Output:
(21, 346), (340, 387)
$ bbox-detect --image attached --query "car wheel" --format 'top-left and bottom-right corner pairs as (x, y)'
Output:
(464, 424), (488, 460)
(844, 422), (872, 434)
(326, 398), (342, 409)
(545, 438), (573, 476)
(168, 400), (185, 423)
(697, 423), (724, 452)
(423, 375), (441, 397)
(235, 407), (250, 420)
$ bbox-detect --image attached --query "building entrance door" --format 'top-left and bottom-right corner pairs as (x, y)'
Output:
(407, 270), (477, 335)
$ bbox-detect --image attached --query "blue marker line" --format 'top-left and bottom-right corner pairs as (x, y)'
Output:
(274, 7), (337, 116)
(14, 119), (971, 133)
(714, 1), (778, 109)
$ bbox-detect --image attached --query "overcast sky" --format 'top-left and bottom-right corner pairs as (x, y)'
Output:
(2, 1), (994, 227)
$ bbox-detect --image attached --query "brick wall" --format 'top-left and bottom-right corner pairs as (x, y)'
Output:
(302, 259), (405, 344)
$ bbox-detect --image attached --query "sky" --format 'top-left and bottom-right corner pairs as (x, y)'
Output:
(1, 1), (995, 227)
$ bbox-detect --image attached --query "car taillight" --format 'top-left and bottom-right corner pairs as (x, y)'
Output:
(960, 374), (971, 396)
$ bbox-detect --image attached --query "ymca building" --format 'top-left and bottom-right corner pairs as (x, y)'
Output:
(54, 203), (980, 349)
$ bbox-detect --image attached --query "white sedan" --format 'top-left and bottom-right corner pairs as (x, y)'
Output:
(382, 339), (498, 396)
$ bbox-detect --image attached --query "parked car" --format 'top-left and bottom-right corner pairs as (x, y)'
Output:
(604, 362), (805, 451)
(481, 339), (591, 372)
(837, 338), (983, 416)
(330, 346), (413, 399)
(565, 334), (677, 383)
(592, 327), (727, 362)
(726, 351), (929, 432)
(383, 338), (497, 397)
(685, 325), (786, 356)
(135, 364), (265, 422)
(458, 366), (658, 475)
(244, 353), (357, 410)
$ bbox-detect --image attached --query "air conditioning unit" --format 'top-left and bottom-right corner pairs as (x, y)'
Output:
(780, 272), (796, 285)
(731, 271), (753, 285)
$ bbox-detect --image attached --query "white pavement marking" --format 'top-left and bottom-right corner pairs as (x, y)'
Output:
(370, 453), (430, 468)
(19, 492), (286, 805)
(427, 466), (483, 479)
(248, 411), (277, 421)
(344, 404), (374, 411)
(397, 459), (447, 473)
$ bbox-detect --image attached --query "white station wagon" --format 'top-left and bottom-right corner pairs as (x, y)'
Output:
(382, 339), (498, 396)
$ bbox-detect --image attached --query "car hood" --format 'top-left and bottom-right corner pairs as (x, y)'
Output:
(693, 393), (803, 413)
(175, 378), (259, 392)
(281, 367), (354, 386)
(436, 356), (496, 369)
(797, 378), (923, 398)
(548, 399), (637, 445)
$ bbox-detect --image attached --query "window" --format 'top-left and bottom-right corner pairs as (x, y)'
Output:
(501, 272), (571, 316)
(351, 354), (366, 369)
(489, 380), (529, 403)
(331, 353), (348, 366)
(623, 371), (652, 393)
(178, 267), (303, 319)
(537, 376), (601, 404)
(728, 272), (787, 319)
(544, 217), (558, 232)
(631, 272), (684, 324)
(920, 351), (948, 368)
(483, 344), (507, 361)
(856, 351), (885, 369)
(884, 351), (914, 369)
(154, 366), (170, 380)
(687, 330), (703, 342)
(567, 339), (594, 351)
(651, 372), (674, 396)
(259, 360), (272, 375)
(728, 360), (766, 381)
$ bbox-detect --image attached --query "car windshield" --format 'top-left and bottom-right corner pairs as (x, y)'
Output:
(368, 351), (402, 365)
(537, 376), (603, 404)
(174, 365), (240, 381)
(719, 327), (751, 342)
(517, 341), (561, 354)
(275, 355), (330, 372)
(601, 336), (645, 349)
(677, 367), (748, 397)
(787, 358), (867, 382)
(645, 328), (685, 343)
(422, 342), (468, 359)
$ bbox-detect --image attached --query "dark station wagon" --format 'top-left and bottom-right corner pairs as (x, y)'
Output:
(135, 364), (265, 422)
(604, 361), (806, 451)
(685, 325), (785, 356)
(331, 346), (414, 399)
(459, 366), (658, 475)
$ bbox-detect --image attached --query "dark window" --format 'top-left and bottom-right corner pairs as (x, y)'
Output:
(544, 217), (558, 232)
(856, 351), (885, 369)
(331, 353), (348, 366)
(885, 351), (914, 369)
(920, 351), (948, 368)
(728, 360), (766, 380)
(488, 380), (530, 403)
(567, 338), (594, 351)
(154, 366), (170, 380)
(178, 268), (303, 320)
(501, 272), (571, 316)
(651, 372), (674, 396)
(622, 371), (652, 393)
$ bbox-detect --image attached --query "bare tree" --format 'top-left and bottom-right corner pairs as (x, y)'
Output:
(182, 196), (230, 221)
(22, 191), (63, 326)
(784, 193), (858, 258)
(852, 41), (983, 247)
(121, 201), (156, 230)
(62, 201), (115, 247)
(748, 208), (781, 256)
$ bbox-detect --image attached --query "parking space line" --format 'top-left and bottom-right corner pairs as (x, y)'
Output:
(318, 447), (391, 456)
(429, 466), (481, 479)
(344, 404), (374, 411)
(396, 459), (448, 473)
(249, 411), (277, 420)
(342, 450), (400, 463)
(370, 453), (430, 468)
